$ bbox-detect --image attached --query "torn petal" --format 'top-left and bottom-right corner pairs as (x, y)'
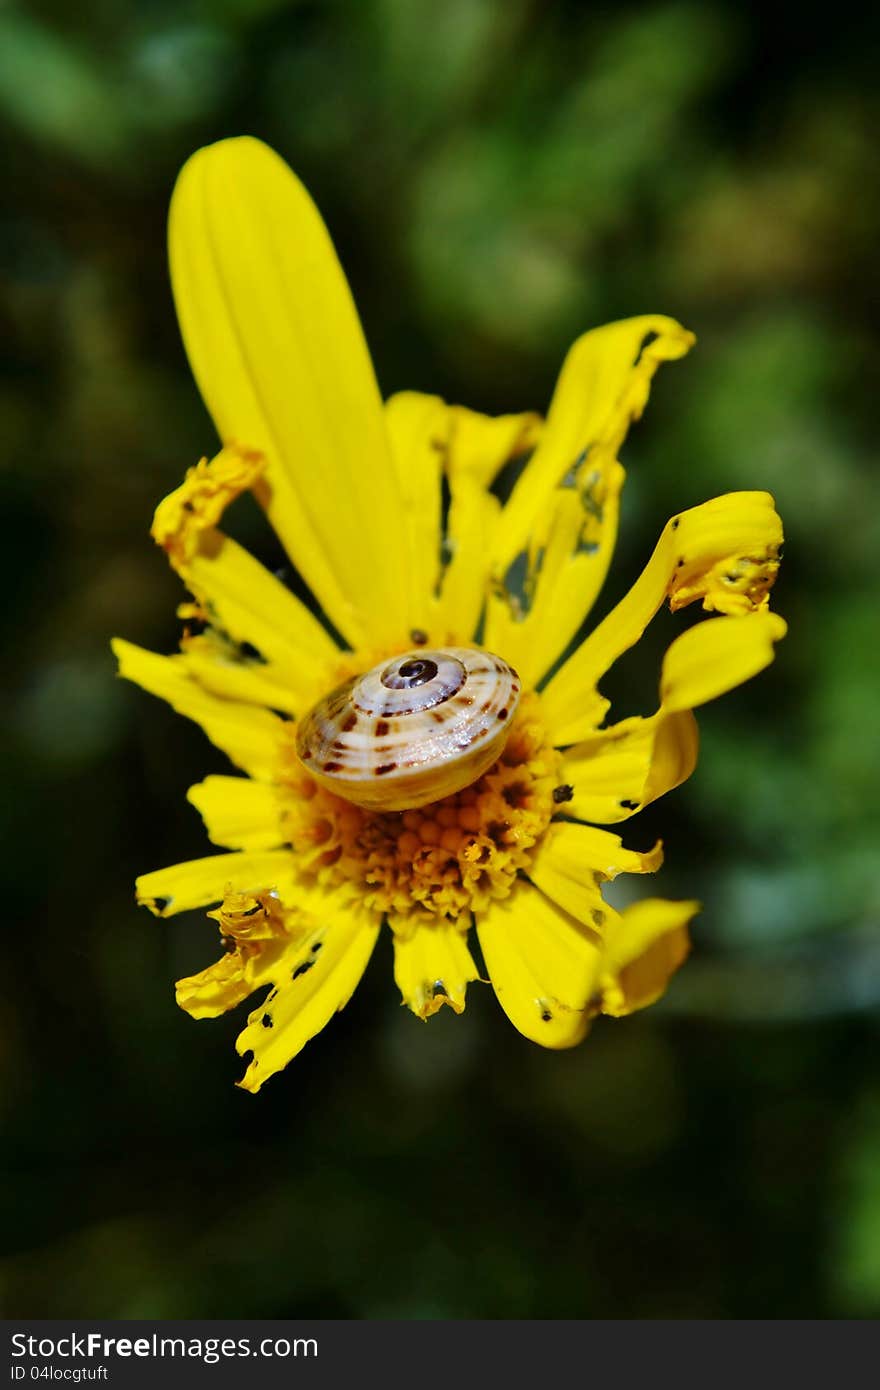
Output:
(485, 314), (696, 684)
(390, 915), (480, 1018)
(490, 315), (695, 581)
(234, 896), (381, 1092)
(486, 313), (699, 687)
(485, 455), (625, 687)
(176, 888), (291, 1019)
(561, 709), (699, 824)
(477, 881), (602, 1048)
(135, 850), (296, 916)
(176, 530), (337, 691)
(599, 898), (698, 1016)
(530, 821), (662, 924)
(176, 952), (261, 1019)
(151, 445), (265, 570)
(559, 609), (784, 820)
(437, 406), (541, 640)
(542, 490), (784, 744)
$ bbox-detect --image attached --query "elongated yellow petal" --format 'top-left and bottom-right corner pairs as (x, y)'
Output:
(151, 445), (335, 709)
(187, 776), (284, 851)
(384, 392), (446, 633)
(175, 638), (301, 717)
(178, 532), (336, 684)
(600, 898), (698, 1016)
(447, 405), (542, 490)
(437, 406), (541, 640)
(477, 883), (602, 1047)
(169, 137), (409, 647)
(542, 491), (783, 743)
(561, 709), (699, 823)
(136, 851), (295, 916)
(491, 317), (695, 572)
(439, 478), (500, 642)
(484, 317), (694, 683)
(484, 462), (624, 687)
(391, 918), (480, 1018)
(530, 821), (662, 922)
(235, 899), (380, 1091)
(112, 638), (283, 777)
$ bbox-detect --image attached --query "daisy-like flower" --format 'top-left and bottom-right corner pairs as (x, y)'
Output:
(113, 138), (785, 1091)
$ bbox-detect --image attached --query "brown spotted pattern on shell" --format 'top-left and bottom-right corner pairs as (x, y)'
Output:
(295, 647), (521, 811)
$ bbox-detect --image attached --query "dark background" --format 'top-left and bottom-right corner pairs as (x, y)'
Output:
(2, 0), (878, 1318)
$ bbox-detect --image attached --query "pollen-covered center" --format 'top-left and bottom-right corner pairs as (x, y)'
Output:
(279, 692), (562, 923)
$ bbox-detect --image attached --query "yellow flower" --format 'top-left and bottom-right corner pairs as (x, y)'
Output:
(113, 137), (785, 1091)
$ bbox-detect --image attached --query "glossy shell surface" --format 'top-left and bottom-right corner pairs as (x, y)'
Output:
(295, 647), (521, 811)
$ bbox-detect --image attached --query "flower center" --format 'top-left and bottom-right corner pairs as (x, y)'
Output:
(279, 690), (562, 924)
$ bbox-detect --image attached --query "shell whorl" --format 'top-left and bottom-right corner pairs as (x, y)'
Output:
(295, 647), (521, 811)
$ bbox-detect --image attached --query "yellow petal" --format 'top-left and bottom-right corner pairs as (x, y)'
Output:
(447, 404), (542, 490)
(151, 444), (265, 568)
(561, 709), (699, 823)
(169, 137), (409, 648)
(437, 406), (541, 640)
(176, 636), (302, 717)
(439, 477), (500, 642)
(477, 882), (602, 1047)
(391, 917), (480, 1018)
(176, 531), (336, 690)
(384, 391), (447, 633)
(484, 460), (624, 687)
(491, 317), (695, 573)
(659, 610), (788, 712)
(529, 821), (662, 921)
(112, 637), (284, 777)
(484, 317), (694, 684)
(150, 446), (335, 711)
(177, 886), (308, 1020)
(187, 776), (284, 851)
(176, 952), (261, 1019)
(560, 611), (785, 822)
(542, 491), (783, 743)
(136, 850), (296, 916)
(176, 932), (289, 1020)
(235, 898), (380, 1092)
(600, 898), (698, 1016)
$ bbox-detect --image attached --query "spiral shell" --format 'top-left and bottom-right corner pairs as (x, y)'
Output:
(295, 647), (521, 811)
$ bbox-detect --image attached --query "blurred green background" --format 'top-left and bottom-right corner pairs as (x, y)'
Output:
(2, 0), (878, 1319)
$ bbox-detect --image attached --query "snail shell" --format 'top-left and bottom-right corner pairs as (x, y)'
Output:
(295, 647), (521, 811)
